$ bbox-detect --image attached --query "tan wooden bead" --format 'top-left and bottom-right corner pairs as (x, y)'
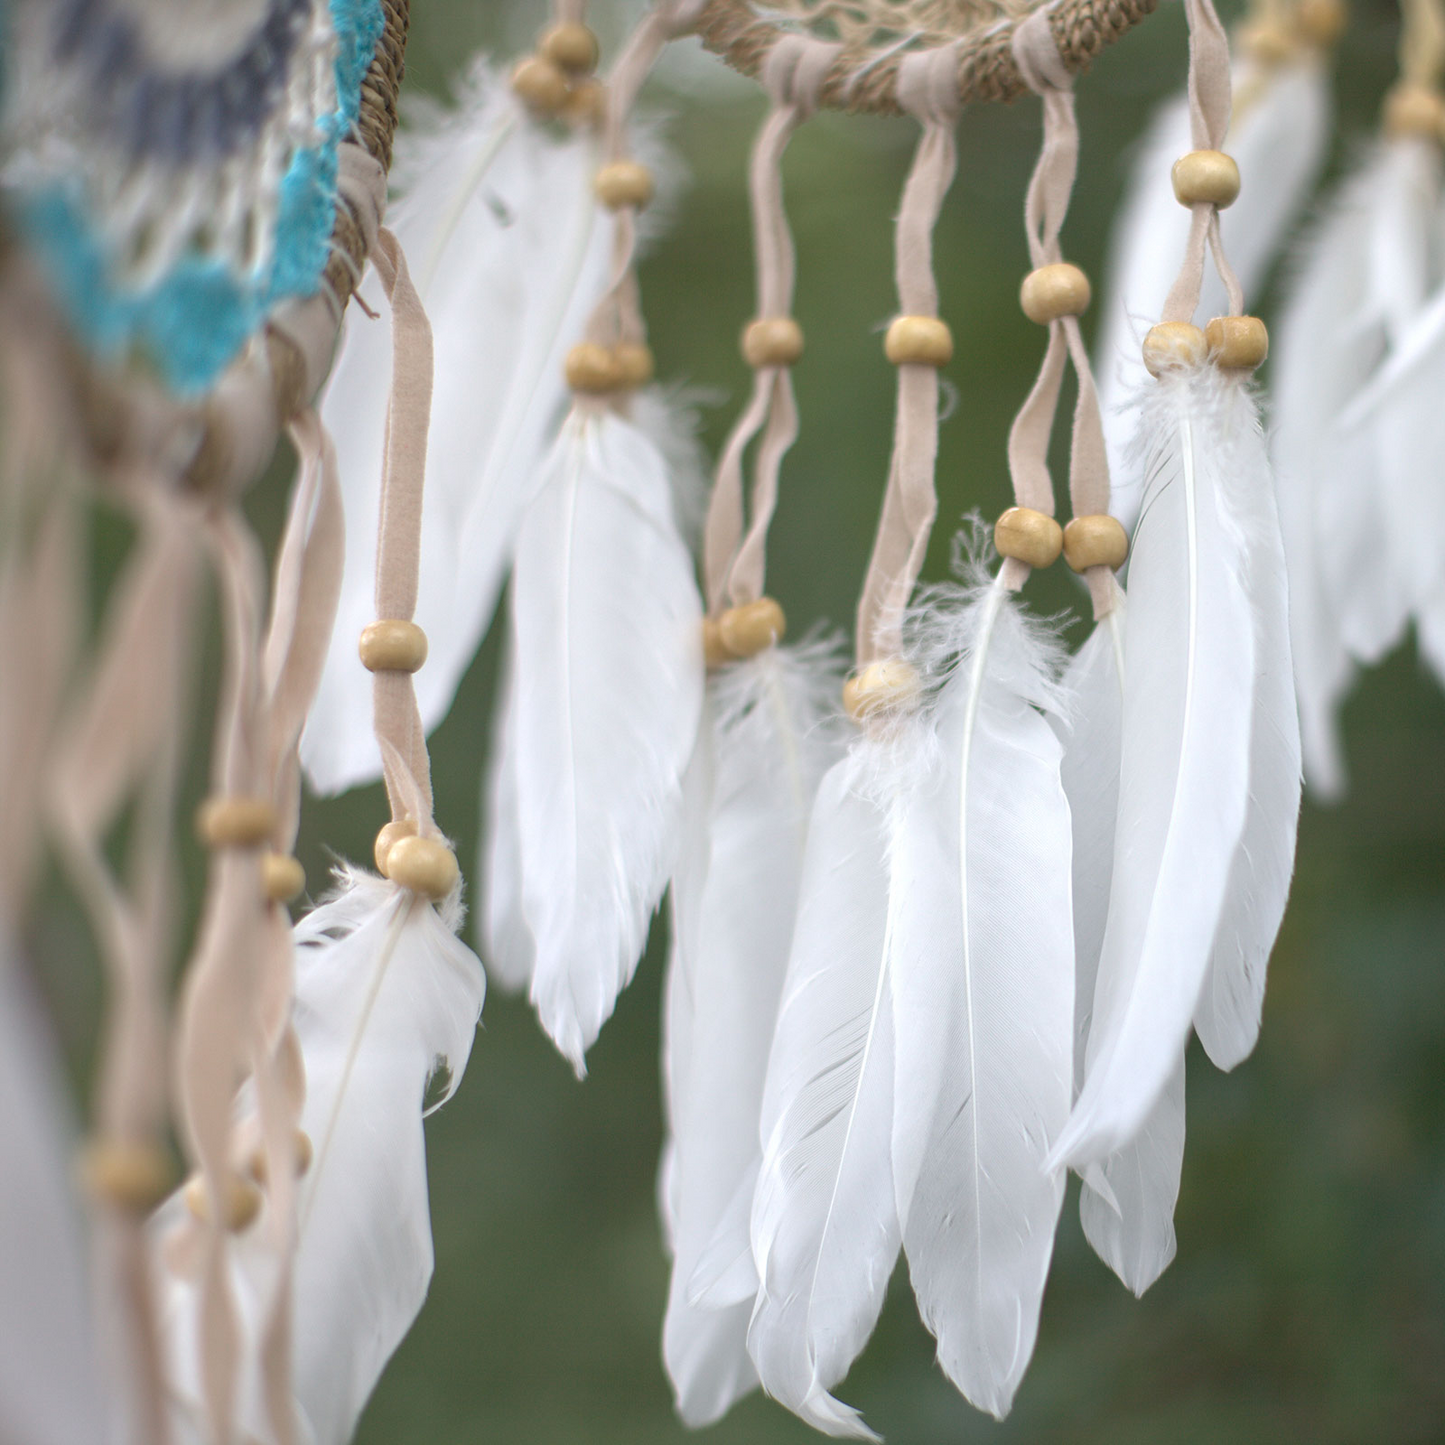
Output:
(385, 834), (460, 901)
(718, 598), (786, 659)
(261, 852), (306, 904)
(248, 1129), (313, 1184)
(1295, 0), (1347, 48)
(884, 315), (953, 367)
(539, 21), (599, 74)
(843, 659), (922, 721)
(1383, 83), (1445, 141)
(1142, 321), (1208, 377)
(565, 341), (623, 394)
(742, 317), (805, 368)
(374, 818), (418, 875)
(1238, 18), (1295, 62)
(994, 506), (1064, 569)
(185, 1171), (263, 1233)
(1206, 315), (1269, 371)
(79, 1138), (174, 1213)
(1019, 263), (1091, 324)
(510, 56), (569, 116)
(614, 342), (655, 389)
(562, 78), (606, 127)
(702, 618), (732, 669)
(1171, 150), (1241, 209)
(1063, 515), (1130, 573)
(197, 796), (276, 849)
(594, 161), (654, 211)
(359, 618), (428, 674)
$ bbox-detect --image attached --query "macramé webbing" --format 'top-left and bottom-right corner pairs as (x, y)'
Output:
(855, 42), (961, 667)
(1008, 7), (1116, 617)
(702, 35), (840, 612)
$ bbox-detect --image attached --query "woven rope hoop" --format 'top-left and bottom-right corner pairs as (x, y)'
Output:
(695, 0), (1158, 112)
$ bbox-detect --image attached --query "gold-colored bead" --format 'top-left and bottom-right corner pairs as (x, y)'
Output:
(1172, 150), (1241, 209)
(843, 659), (922, 721)
(1062, 515), (1130, 573)
(702, 618), (733, 669)
(613, 342), (655, 389)
(717, 598), (786, 660)
(994, 506), (1064, 569)
(78, 1138), (174, 1214)
(884, 315), (953, 367)
(742, 317), (805, 369)
(385, 835), (460, 901)
(510, 55), (569, 116)
(1142, 321), (1208, 377)
(1237, 19), (1295, 63)
(1206, 315), (1269, 371)
(1019, 263), (1091, 324)
(374, 818), (418, 875)
(562, 78), (606, 128)
(262, 852), (306, 904)
(539, 21), (599, 74)
(1294, 0), (1347, 48)
(358, 618), (428, 674)
(564, 342), (623, 395)
(1383, 83), (1445, 141)
(594, 161), (654, 211)
(247, 1129), (313, 1185)
(184, 1172), (262, 1233)
(196, 796), (276, 850)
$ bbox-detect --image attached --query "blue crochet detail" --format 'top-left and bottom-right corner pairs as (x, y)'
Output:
(21, 0), (384, 396)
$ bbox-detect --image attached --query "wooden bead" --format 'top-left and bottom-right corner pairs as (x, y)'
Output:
(1237, 19), (1295, 63)
(373, 818), (417, 875)
(1063, 515), (1130, 572)
(248, 1129), (313, 1184)
(1172, 150), (1241, 209)
(562, 78), (606, 127)
(196, 796), (275, 849)
(884, 315), (953, 367)
(594, 161), (654, 210)
(613, 342), (655, 389)
(994, 507), (1064, 569)
(1383, 83), (1445, 141)
(262, 852), (306, 904)
(843, 659), (922, 721)
(565, 342), (623, 394)
(742, 317), (804, 368)
(1295, 0), (1347, 47)
(358, 618), (428, 674)
(185, 1172), (262, 1233)
(702, 618), (732, 669)
(718, 598), (786, 659)
(1142, 321), (1208, 377)
(385, 835), (459, 901)
(1019, 263), (1091, 324)
(510, 56), (569, 116)
(539, 21), (599, 74)
(1206, 315), (1269, 371)
(79, 1138), (174, 1213)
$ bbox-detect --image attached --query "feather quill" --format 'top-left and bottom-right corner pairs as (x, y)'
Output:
(303, 63), (613, 795)
(661, 641), (844, 1428)
(487, 405), (703, 1072)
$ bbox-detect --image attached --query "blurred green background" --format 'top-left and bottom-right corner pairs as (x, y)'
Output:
(32, 0), (1445, 1440)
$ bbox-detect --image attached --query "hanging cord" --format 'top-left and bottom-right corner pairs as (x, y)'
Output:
(1003, 8), (1126, 618)
(700, 35), (840, 662)
(854, 43), (962, 671)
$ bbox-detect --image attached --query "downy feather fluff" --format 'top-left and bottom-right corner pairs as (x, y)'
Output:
(484, 404), (704, 1072)
(888, 568), (1074, 1419)
(1054, 364), (1295, 1169)
(1096, 56), (1330, 528)
(302, 62), (613, 795)
(158, 868), (485, 1445)
(660, 640), (844, 1428)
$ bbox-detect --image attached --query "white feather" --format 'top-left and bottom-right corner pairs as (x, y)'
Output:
(889, 574), (1073, 1419)
(158, 869), (485, 1444)
(1096, 58), (1330, 529)
(746, 734), (907, 1442)
(1058, 592), (1185, 1295)
(1052, 366), (1258, 1168)
(302, 63), (612, 796)
(661, 642), (844, 1428)
(494, 405), (704, 1072)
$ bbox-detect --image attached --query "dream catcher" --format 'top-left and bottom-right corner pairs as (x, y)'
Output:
(0, 0), (1436, 1438)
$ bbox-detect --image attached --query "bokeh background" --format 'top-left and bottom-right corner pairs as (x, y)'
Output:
(31, 0), (1445, 1440)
